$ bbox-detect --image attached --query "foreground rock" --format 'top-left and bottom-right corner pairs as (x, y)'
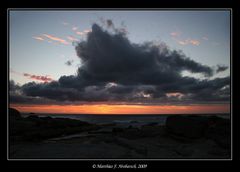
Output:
(10, 131), (230, 159)
(112, 124), (166, 139)
(9, 110), (230, 159)
(205, 116), (231, 149)
(166, 115), (230, 149)
(166, 115), (208, 139)
(9, 108), (100, 142)
(9, 108), (22, 119)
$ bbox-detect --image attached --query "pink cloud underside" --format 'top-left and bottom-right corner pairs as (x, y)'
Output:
(177, 39), (200, 46)
(23, 73), (54, 82)
(42, 34), (70, 45)
(32, 36), (44, 41)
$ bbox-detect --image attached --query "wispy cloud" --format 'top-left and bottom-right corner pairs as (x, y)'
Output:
(170, 32), (181, 37)
(60, 21), (92, 38)
(83, 29), (92, 33)
(76, 31), (85, 36)
(75, 29), (92, 36)
(170, 30), (200, 46)
(32, 36), (44, 41)
(11, 69), (55, 83)
(67, 36), (79, 42)
(189, 39), (200, 45)
(61, 22), (69, 26)
(72, 26), (78, 31)
(23, 73), (54, 83)
(177, 39), (200, 46)
(42, 34), (70, 45)
(166, 92), (185, 99)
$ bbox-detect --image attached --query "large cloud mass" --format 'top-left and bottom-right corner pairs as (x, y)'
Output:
(10, 21), (230, 105)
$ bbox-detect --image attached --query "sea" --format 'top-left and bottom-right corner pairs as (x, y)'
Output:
(21, 113), (230, 128)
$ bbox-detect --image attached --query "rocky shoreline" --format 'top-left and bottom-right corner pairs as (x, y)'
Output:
(9, 108), (231, 159)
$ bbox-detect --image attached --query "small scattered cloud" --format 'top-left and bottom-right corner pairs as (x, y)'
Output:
(72, 26), (78, 31)
(177, 39), (200, 46)
(83, 29), (92, 33)
(23, 73), (54, 83)
(67, 36), (79, 42)
(76, 31), (85, 36)
(170, 30), (200, 46)
(65, 60), (74, 66)
(32, 36), (44, 41)
(177, 40), (188, 45)
(189, 39), (200, 46)
(75, 29), (92, 36)
(33, 34), (71, 45)
(62, 22), (69, 26)
(61, 21), (90, 36)
(170, 32), (181, 37)
(42, 34), (70, 45)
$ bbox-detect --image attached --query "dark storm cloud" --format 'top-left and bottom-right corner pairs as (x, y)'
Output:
(9, 80), (58, 104)
(10, 22), (230, 104)
(216, 65), (228, 73)
(21, 81), (83, 101)
(75, 23), (213, 86)
(182, 76), (230, 101)
(9, 80), (21, 92)
(9, 93), (56, 104)
(99, 18), (128, 35)
(106, 19), (114, 28)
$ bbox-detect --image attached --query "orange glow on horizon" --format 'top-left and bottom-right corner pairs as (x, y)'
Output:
(10, 103), (230, 115)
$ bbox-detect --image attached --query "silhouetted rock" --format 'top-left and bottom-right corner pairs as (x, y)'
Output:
(130, 120), (138, 124)
(9, 114), (231, 159)
(165, 115), (231, 150)
(9, 109), (37, 142)
(112, 128), (124, 133)
(9, 112), (100, 142)
(113, 127), (143, 139)
(27, 115), (40, 120)
(207, 147), (229, 156)
(9, 108), (21, 119)
(173, 145), (193, 157)
(166, 115), (208, 139)
(144, 122), (159, 126)
(141, 125), (166, 137)
(205, 116), (230, 149)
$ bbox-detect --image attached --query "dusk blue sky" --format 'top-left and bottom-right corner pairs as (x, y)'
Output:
(10, 10), (230, 85)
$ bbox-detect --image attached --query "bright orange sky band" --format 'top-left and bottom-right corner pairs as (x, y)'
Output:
(10, 103), (230, 114)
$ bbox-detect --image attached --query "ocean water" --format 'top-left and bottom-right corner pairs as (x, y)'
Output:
(21, 113), (230, 128)
(22, 114), (168, 127)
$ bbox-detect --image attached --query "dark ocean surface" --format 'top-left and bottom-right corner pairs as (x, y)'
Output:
(21, 113), (230, 128)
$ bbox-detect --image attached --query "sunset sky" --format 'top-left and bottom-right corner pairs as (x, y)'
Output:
(9, 10), (230, 114)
